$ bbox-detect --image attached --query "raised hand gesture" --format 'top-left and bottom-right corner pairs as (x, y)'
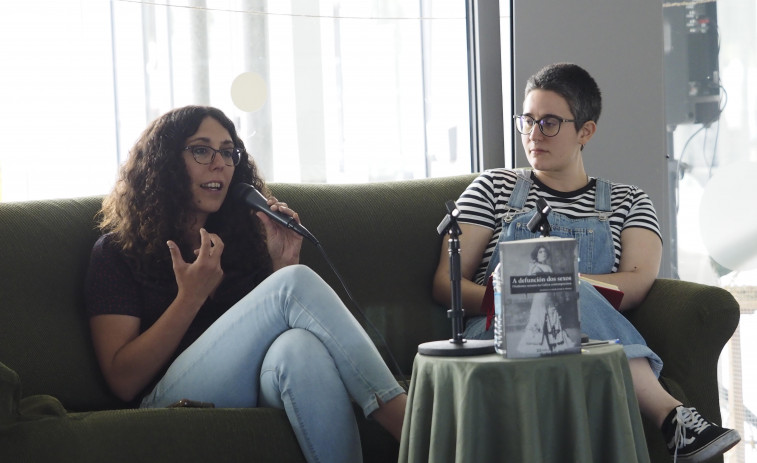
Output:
(167, 228), (225, 306)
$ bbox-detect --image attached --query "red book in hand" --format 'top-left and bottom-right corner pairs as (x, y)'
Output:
(580, 276), (624, 310)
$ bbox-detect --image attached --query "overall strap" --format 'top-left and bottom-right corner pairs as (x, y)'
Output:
(594, 178), (612, 219)
(507, 169), (533, 210)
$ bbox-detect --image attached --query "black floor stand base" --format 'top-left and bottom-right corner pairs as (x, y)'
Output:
(418, 339), (495, 356)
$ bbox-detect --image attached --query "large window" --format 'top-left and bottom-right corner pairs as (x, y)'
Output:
(0, 1), (117, 201)
(0, 0), (481, 202)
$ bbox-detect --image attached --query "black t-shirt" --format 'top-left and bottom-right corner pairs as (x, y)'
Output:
(84, 233), (263, 400)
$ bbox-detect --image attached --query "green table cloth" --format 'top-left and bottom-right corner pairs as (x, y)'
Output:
(399, 345), (649, 463)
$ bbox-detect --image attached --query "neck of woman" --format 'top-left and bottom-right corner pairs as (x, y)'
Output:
(186, 216), (207, 249)
(533, 166), (589, 193)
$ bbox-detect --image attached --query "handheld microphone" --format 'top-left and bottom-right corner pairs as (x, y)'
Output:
(229, 183), (318, 244)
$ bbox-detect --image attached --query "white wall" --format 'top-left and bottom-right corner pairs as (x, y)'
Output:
(511, 0), (672, 277)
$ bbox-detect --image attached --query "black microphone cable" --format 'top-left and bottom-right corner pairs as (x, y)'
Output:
(233, 182), (408, 387)
(311, 239), (409, 389)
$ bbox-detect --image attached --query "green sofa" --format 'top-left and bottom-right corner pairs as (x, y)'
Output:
(0, 174), (740, 462)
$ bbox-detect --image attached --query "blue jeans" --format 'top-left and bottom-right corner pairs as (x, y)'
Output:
(140, 265), (404, 463)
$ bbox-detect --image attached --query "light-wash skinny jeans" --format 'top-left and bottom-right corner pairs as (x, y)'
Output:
(140, 265), (405, 463)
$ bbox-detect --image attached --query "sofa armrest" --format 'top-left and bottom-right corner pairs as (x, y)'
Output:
(1, 361), (20, 424)
(624, 278), (740, 420)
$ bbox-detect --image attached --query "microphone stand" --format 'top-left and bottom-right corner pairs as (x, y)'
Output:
(527, 197), (552, 236)
(418, 201), (495, 356)
(527, 198), (588, 345)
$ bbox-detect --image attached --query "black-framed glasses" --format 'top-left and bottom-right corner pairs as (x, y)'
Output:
(513, 114), (575, 137)
(184, 145), (242, 167)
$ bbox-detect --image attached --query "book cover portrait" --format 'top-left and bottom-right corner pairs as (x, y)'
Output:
(498, 237), (581, 358)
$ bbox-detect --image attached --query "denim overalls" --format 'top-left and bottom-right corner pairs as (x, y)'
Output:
(464, 170), (663, 376)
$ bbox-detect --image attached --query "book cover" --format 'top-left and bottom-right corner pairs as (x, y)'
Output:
(496, 237), (581, 358)
(579, 276), (624, 310)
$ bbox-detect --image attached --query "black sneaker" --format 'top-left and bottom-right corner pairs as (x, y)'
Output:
(661, 406), (741, 462)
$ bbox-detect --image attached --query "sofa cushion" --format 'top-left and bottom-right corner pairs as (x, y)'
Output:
(1, 406), (306, 463)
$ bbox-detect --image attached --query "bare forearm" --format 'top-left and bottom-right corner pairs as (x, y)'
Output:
(580, 271), (654, 311)
(432, 272), (488, 315)
(432, 224), (494, 317)
(582, 228), (661, 312)
(93, 295), (202, 402)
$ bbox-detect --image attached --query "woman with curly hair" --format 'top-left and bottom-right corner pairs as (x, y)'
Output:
(85, 105), (406, 463)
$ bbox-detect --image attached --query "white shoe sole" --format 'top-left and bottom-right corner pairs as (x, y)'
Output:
(674, 429), (741, 463)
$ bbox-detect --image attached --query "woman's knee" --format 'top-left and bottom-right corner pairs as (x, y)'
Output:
(261, 329), (331, 373)
(275, 264), (320, 285)
(271, 265), (332, 298)
(259, 329), (340, 405)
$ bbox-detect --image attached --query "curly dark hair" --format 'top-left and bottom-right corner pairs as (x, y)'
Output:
(524, 63), (602, 132)
(99, 105), (272, 278)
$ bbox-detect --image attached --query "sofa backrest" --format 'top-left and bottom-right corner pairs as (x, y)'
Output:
(271, 175), (477, 376)
(0, 174), (476, 411)
(0, 196), (118, 411)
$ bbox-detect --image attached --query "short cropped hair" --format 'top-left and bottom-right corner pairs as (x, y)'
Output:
(524, 63), (602, 131)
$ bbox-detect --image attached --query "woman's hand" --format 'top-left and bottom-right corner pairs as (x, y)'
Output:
(256, 196), (303, 271)
(167, 228), (225, 305)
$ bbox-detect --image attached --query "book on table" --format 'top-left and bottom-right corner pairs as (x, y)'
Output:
(495, 236), (581, 358)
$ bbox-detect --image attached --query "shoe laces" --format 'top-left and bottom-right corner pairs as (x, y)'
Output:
(670, 407), (710, 461)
